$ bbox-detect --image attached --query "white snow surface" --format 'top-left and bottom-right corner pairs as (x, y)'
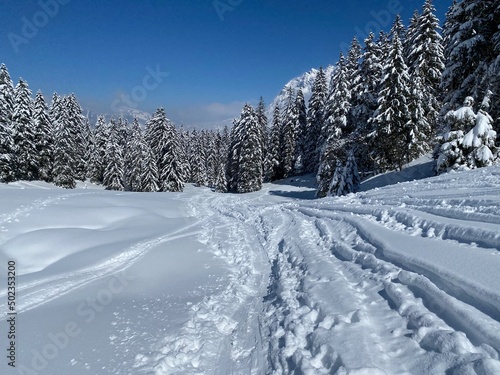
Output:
(1, 166), (500, 374)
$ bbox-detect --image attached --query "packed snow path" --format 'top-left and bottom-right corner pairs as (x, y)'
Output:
(1, 167), (500, 374)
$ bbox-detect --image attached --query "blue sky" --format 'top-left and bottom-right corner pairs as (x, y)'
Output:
(1, 0), (449, 126)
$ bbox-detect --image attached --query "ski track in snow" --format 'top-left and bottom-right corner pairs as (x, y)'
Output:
(138, 168), (500, 374)
(3, 168), (500, 374)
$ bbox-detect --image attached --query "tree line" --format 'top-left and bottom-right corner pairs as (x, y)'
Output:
(0, 0), (498, 196)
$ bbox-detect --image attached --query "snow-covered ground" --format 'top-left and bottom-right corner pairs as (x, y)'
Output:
(1, 166), (500, 374)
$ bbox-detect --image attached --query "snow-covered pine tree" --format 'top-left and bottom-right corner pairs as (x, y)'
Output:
(407, 0), (445, 137)
(293, 89), (307, 175)
(161, 121), (185, 192)
(316, 139), (339, 198)
(354, 32), (384, 173)
(437, 95), (498, 172)
(236, 104), (263, 193)
(226, 118), (243, 191)
(190, 129), (208, 187)
(441, 0), (496, 117)
(12, 79), (37, 180)
(327, 161), (345, 197)
(279, 87), (298, 178)
(256, 96), (268, 180)
(145, 107), (185, 192)
(345, 37), (362, 136)
(390, 14), (406, 43)
(322, 53), (351, 158)
(65, 94), (89, 181)
(124, 118), (143, 191)
(103, 119), (125, 191)
(177, 125), (192, 183)
(305, 67), (327, 174)
(213, 129), (228, 192)
(342, 149), (361, 195)
(140, 140), (160, 192)
(264, 104), (282, 181)
(33, 91), (54, 182)
(0, 64), (16, 182)
(370, 33), (413, 171)
(51, 95), (76, 189)
(88, 115), (108, 184)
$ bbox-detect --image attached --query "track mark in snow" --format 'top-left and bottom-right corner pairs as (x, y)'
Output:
(0, 220), (204, 317)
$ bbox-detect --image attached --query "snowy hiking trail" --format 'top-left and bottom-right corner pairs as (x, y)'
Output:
(1, 167), (500, 374)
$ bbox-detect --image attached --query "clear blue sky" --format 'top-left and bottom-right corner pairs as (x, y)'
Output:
(1, 0), (449, 126)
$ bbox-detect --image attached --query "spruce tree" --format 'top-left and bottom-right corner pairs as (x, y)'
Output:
(213, 129), (228, 192)
(327, 161), (345, 197)
(236, 104), (263, 193)
(141, 140), (160, 192)
(305, 67), (327, 173)
(88, 115), (108, 184)
(33, 91), (54, 182)
(145, 107), (185, 192)
(12, 79), (37, 180)
(256, 96), (268, 179)
(407, 0), (445, 137)
(65, 94), (88, 181)
(103, 119), (125, 191)
(294, 89), (307, 175)
(370, 34), (412, 170)
(264, 104), (281, 181)
(124, 118), (143, 191)
(343, 149), (360, 195)
(52, 98), (76, 189)
(280, 87), (298, 178)
(442, 0), (496, 116)
(0, 64), (16, 182)
(226, 118), (243, 191)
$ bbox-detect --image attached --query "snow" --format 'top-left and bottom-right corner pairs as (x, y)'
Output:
(1, 165), (500, 374)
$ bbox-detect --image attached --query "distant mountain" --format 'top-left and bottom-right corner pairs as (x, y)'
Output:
(268, 65), (335, 117)
(83, 107), (152, 127)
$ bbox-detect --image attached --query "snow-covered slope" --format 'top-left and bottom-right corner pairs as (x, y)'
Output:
(1, 167), (500, 374)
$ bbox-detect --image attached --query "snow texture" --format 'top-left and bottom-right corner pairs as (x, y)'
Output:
(1, 163), (500, 374)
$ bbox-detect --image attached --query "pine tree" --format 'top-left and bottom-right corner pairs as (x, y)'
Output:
(0, 64), (16, 182)
(316, 139), (339, 198)
(88, 115), (108, 184)
(346, 37), (362, 135)
(279, 87), (298, 178)
(103, 119), (125, 191)
(305, 67), (327, 173)
(33, 91), (54, 182)
(370, 34), (413, 171)
(52, 98), (76, 189)
(407, 0), (445, 137)
(124, 118), (143, 191)
(354, 32), (384, 173)
(294, 89), (307, 175)
(160, 118), (185, 192)
(441, 0), (496, 116)
(256, 96), (268, 180)
(213, 129), (228, 192)
(322, 53), (351, 156)
(390, 14), (406, 43)
(65, 94), (88, 181)
(236, 104), (263, 193)
(145, 107), (185, 192)
(141, 140), (160, 192)
(343, 149), (361, 195)
(327, 161), (345, 197)
(264, 104), (281, 181)
(190, 129), (208, 187)
(12, 79), (37, 180)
